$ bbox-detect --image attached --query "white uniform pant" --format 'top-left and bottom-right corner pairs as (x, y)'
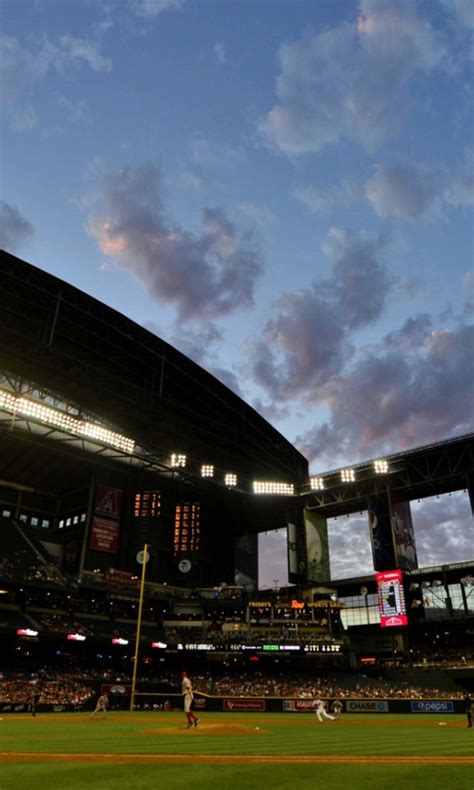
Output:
(316, 709), (335, 721)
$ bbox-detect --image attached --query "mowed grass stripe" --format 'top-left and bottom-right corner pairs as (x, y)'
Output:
(1, 761), (474, 790)
(1, 712), (471, 758)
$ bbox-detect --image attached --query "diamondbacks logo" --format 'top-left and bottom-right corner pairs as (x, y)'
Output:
(95, 485), (123, 518)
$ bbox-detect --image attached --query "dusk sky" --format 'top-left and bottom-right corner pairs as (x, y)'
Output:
(1, 0), (473, 587)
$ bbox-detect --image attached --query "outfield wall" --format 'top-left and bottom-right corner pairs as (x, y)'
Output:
(0, 695), (464, 714)
(0, 696), (464, 714)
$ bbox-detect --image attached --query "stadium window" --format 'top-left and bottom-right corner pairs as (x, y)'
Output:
(368, 606), (381, 624)
(448, 584), (465, 612)
(19, 514), (28, 523)
(2, 510), (11, 518)
(30, 517), (39, 527)
(58, 520), (64, 529)
(80, 513), (86, 522)
(41, 519), (50, 529)
(73, 515), (79, 525)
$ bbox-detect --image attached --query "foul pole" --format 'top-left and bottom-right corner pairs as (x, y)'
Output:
(130, 543), (149, 712)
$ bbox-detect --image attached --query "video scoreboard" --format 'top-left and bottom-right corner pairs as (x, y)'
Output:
(376, 569), (407, 627)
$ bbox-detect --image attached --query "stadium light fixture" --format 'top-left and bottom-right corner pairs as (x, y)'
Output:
(374, 459), (389, 474)
(253, 481), (294, 495)
(310, 477), (325, 491)
(170, 453), (186, 468)
(340, 468), (355, 482)
(225, 473), (237, 487)
(201, 464), (214, 478)
(0, 387), (135, 454)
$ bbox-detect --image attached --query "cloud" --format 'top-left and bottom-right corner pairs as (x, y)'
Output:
(57, 35), (112, 72)
(292, 185), (333, 215)
(292, 180), (359, 216)
(239, 203), (277, 227)
(260, 0), (446, 156)
(213, 42), (227, 64)
(88, 164), (264, 321)
(463, 270), (474, 312)
(446, 172), (474, 208)
(411, 492), (474, 566)
(328, 514), (375, 580)
(131, 0), (184, 18)
(441, 0), (474, 31)
(167, 322), (223, 365)
(247, 227), (391, 400)
(258, 529), (291, 589)
(260, 490), (472, 587)
(0, 201), (35, 252)
(145, 318), (244, 396)
(182, 138), (245, 191)
(57, 95), (90, 124)
(323, 228), (392, 329)
(366, 164), (445, 219)
(365, 152), (473, 219)
(296, 320), (474, 469)
(181, 168), (210, 190)
(1, 32), (111, 130)
(189, 138), (244, 167)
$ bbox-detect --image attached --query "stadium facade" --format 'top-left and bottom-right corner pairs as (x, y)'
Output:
(1, 250), (473, 685)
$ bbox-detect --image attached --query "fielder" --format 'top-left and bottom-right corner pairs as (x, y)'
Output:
(314, 698), (335, 722)
(331, 698), (343, 720)
(90, 693), (108, 719)
(181, 671), (200, 728)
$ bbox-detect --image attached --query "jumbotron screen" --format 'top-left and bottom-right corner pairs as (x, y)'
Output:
(376, 569), (408, 627)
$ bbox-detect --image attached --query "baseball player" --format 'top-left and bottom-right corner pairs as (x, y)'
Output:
(331, 698), (343, 720)
(90, 693), (108, 719)
(314, 697), (335, 722)
(181, 671), (199, 728)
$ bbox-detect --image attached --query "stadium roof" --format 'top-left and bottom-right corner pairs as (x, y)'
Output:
(304, 433), (474, 517)
(0, 250), (308, 491)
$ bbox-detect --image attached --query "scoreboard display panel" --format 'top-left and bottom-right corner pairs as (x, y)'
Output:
(376, 569), (408, 627)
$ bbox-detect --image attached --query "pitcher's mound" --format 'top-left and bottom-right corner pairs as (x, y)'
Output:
(142, 724), (269, 736)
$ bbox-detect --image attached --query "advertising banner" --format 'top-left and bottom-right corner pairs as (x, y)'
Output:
(410, 701), (454, 713)
(467, 471), (474, 517)
(104, 568), (137, 588)
(390, 495), (418, 570)
(287, 520), (299, 580)
(368, 496), (396, 571)
(283, 699), (316, 712)
(234, 532), (258, 589)
(94, 485), (123, 519)
(101, 685), (132, 695)
(346, 700), (389, 712)
(89, 517), (120, 553)
(304, 510), (330, 583)
(223, 699), (265, 712)
(287, 510), (308, 584)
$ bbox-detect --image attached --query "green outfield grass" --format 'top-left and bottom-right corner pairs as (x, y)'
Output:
(0, 711), (472, 790)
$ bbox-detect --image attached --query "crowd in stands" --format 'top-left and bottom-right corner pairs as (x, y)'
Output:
(0, 675), (93, 708)
(0, 549), (61, 583)
(190, 671), (465, 700)
(411, 645), (474, 668)
(0, 667), (467, 706)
